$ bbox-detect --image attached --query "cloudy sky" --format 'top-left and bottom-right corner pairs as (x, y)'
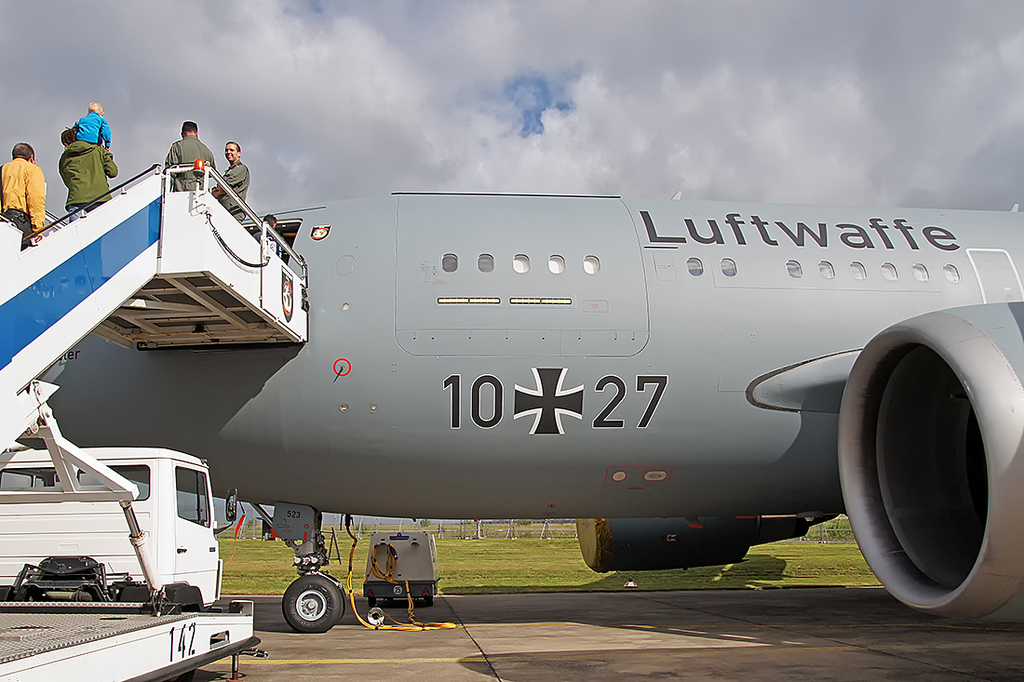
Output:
(4, 0), (1024, 215)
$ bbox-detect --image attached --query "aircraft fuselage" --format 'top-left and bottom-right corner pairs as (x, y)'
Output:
(49, 193), (1016, 519)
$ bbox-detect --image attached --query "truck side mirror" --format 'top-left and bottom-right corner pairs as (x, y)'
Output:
(225, 488), (238, 523)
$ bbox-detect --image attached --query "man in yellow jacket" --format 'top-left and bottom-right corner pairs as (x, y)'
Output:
(1, 143), (46, 246)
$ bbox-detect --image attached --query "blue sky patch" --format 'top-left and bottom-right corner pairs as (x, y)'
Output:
(504, 74), (575, 137)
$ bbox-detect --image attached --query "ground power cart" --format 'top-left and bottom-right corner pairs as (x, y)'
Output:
(363, 531), (438, 608)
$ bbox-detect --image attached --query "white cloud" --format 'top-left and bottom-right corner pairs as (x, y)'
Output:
(4, 0), (1024, 213)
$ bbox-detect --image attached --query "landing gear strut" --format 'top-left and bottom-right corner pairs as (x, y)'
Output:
(252, 502), (345, 633)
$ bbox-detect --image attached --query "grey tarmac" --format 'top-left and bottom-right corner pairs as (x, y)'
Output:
(201, 587), (1024, 681)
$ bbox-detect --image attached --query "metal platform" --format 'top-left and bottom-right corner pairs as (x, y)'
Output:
(0, 601), (259, 681)
(99, 272), (303, 348)
(0, 606), (190, 666)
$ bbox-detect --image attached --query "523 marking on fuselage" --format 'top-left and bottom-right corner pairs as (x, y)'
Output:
(443, 368), (668, 435)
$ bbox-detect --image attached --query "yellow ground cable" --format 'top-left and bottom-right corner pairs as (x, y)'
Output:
(342, 524), (456, 631)
(369, 543), (398, 582)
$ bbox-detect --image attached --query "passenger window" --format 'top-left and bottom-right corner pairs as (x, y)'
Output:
(943, 263), (961, 283)
(176, 467), (210, 527)
(583, 255), (601, 275)
(478, 254), (494, 273)
(548, 255), (566, 274)
(912, 263), (929, 282)
(78, 465), (151, 501)
(786, 260), (803, 278)
(513, 254), (531, 274)
(720, 258), (737, 277)
(850, 261), (867, 280)
(441, 254), (458, 273)
(818, 261), (835, 280)
(881, 262), (898, 281)
(686, 258), (703, 276)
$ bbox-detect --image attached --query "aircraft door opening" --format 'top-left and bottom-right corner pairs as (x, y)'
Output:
(967, 249), (1024, 303)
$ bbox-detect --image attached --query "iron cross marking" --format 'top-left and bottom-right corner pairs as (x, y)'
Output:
(514, 368), (584, 435)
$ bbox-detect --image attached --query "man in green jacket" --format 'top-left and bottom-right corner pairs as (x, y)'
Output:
(211, 140), (249, 221)
(165, 121), (216, 191)
(59, 127), (118, 218)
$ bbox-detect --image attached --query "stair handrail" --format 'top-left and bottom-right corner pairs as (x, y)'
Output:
(26, 164), (163, 246)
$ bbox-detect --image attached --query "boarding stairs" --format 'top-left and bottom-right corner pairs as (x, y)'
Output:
(0, 161), (307, 512)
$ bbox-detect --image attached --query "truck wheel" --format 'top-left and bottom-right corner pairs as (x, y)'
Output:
(282, 574), (345, 633)
(366, 596), (376, 608)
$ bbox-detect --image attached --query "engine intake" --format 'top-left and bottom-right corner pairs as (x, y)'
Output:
(839, 303), (1024, 620)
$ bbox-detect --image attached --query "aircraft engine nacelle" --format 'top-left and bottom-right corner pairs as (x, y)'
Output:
(839, 302), (1024, 621)
(576, 515), (818, 572)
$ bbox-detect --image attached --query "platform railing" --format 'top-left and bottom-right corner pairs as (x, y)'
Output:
(164, 164), (307, 282)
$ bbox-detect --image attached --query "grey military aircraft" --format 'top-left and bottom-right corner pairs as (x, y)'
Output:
(42, 191), (1024, 630)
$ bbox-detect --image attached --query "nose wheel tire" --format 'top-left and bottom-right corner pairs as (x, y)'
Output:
(282, 574), (345, 633)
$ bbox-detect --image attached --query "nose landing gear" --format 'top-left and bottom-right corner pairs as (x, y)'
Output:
(251, 501), (345, 633)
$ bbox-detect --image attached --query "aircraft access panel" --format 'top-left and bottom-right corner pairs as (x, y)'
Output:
(394, 194), (650, 357)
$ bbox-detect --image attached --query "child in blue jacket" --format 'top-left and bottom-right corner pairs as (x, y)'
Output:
(75, 102), (111, 148)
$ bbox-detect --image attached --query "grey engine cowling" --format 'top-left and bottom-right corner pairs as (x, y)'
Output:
(839, 302), (1024, 621)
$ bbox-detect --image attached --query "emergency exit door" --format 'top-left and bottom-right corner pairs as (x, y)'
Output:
(967, 249), (1024, 303)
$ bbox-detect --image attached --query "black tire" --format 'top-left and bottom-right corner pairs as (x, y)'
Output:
(366, 596), (376, 608)
(422, 594), (434, 607)
(282, 574), (345, 633)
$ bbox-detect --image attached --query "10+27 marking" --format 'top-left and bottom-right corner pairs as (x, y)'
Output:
(443, 369), (668, 435)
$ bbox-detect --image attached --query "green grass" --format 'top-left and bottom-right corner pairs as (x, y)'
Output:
(219, 536), (879, 596)
(220, 537), (298, 595)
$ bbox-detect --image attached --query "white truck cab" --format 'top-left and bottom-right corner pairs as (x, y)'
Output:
(0, 447), (220, 606)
